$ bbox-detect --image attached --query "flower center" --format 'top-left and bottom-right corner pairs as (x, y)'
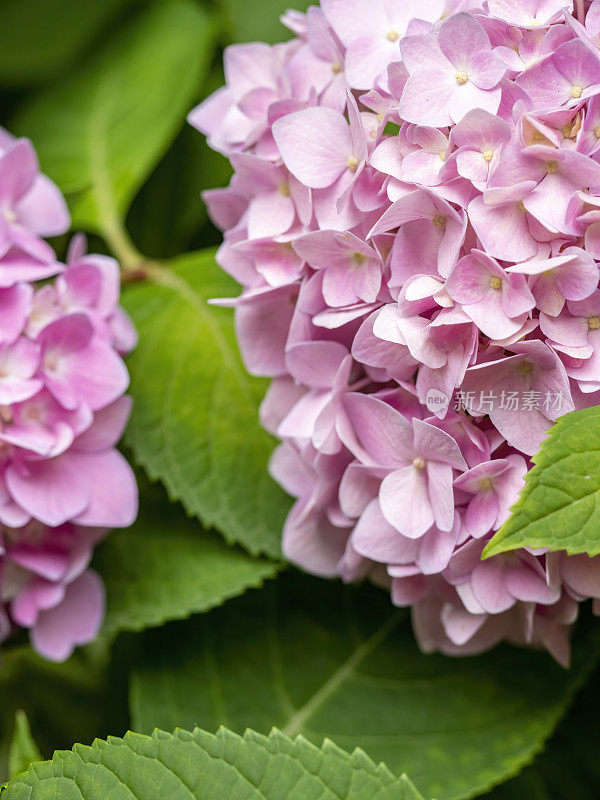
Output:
(439, 149), (447, 160)
(347, 155), (360, 171)
(595, 125), (600, 139)
(44, 351), (60, 372)
(546, 161), (559, 173)
(478, 477), (493, 491)
(413, 456), (426, 470)
(589, 316), (600, 330)
(432, 213), (447, 227)
(279, 182), (290, 197)
(23, 404), (43, 423)
(3, 207), (16, 224)
(352, 252), (366, 266)
(387, 29), (399, 41)
(455, 71), (469, 84)
(518, 360), (533, 375)
(489, 276), (502, 290)
(571, 85), (583, 99)
(482, 149), (494, 162)
(518, 200), (526, 211)
(331, 61), (342, 74)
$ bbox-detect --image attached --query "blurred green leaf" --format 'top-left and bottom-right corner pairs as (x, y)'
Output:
(478, 656), (600, 800)
(484, 407), (600, 559)
(0, 0), (132, 87)
(94, 486), (280, 637)
(13, 0), (215, 260)
(126, 121), (232, 259)
(0, 643), (128, 781)
(130, 573), (599, 800)
(122, 250), (291, 557)
(220, 0), (310, 43)
(477, 772), (550, 800)
(3, 727), (424, 800)
(7, 712), (41, 781)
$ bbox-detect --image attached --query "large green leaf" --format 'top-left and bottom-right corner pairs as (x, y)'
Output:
(477, 772), (549, 800)
(126, 76), (233, 259)
(480, 656), (600, 800)
(130, 573), (598, 800)
(2, 727), (424, 800)
(7, 712), (41, 781)
(484, 407), (600, 559)
(94, 487), (279, 636)
(220, 0), (311, 43)
(12, 0), (214, 251)
(0, 0), (130, 87)
(122, 251), (290, 558)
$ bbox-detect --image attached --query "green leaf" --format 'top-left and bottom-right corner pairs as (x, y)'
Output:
(7, 712), (41, 781)
(484, 407), (600, 559)
(12, 0), (214, 251)
(2, 727), (424, 800)
(122, 250), (291, 558)
(0, 643), (128, 781)
(126, 66), (233, 260)
(94, 486), (280, 636)
(126, 121), (232, 259)
(220, 0), (311, 43)
(479, 653), (600, 800)
(0, 0), (130, 87)
(476, 771), (550, 800)
(130, 573), (598, 800)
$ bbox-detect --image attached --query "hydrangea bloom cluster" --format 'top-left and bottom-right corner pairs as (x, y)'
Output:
(0, 129), (137, 661)
(192, 0), (600, 665)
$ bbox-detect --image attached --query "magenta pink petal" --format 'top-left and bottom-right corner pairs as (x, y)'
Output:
(31, 570), (105, 662)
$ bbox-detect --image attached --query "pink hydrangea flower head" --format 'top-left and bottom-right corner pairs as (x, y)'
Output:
(192, 0), (600, 666)
(0, 130), (137, 661)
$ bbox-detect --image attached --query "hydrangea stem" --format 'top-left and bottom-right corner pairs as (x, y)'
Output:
(101, 216), (148, 282)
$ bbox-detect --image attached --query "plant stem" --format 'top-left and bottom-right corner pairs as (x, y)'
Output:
(102, 216), (146, 276)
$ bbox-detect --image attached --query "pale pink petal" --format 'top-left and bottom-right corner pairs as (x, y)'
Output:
(31, 571), (105, 662)
(380, 465), (434, 538)
(426, 460), (455, 531)
(342, 392), (413, 465)
(438, 12), (490, 69)
(413, 418), (467, 470)
(468, 195), (538, 262)
(399, 69), (455, 127)
(353, 498), (419, 562)
(6, 456), (90, 526)
(441, 604), (487, 645)
(471, 560), (515, 613)
(71, 451), (138, 528)
(273, 107), (353, 188)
